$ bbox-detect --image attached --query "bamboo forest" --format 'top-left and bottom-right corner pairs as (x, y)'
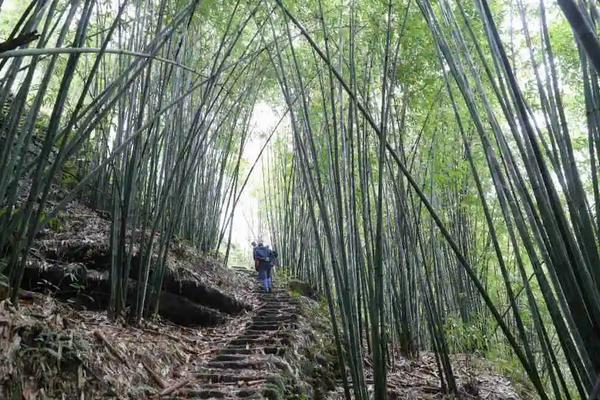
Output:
(0, 0), (599, 399)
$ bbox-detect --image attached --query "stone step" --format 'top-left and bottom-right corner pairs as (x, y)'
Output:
(259, 297), (293, 303)
(253, 315), (297, 323)
(207, 359), (269, 370)
(262, 297), (293, 301)
(235, 388), (263, 399)
(180, 388), (263, 400)
(256, 310), (295, 316)
(219, 345), (287, 356)
(234, 338), (291, 348)
(258, 305), (293, 310)
(233, 332), (291, 342)
(249, 319), (296, 326)
(260, 291), (289, 296)
(229, 337), (276, 346)
(255, 310), (295, 316)
(244, 329), (282, 336)
(188, 382), (264, 392)
(262, 304), (296, 310)
(262, 298), (298, 305)
(218, 347), (256, 355)
(254, 311), (298, 320)
(212, 354), (258, 362)
(194, 369), (276, 384)
(184, 389), (230, 399)
(245, 323), (281, 331)
(262, 346), (286, 355)
(232, 333), (265, 340)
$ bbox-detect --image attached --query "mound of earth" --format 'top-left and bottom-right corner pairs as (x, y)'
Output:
(12, 192), (253, 325)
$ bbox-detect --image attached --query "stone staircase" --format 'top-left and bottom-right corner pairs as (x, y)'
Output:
(175, 285), (301, 399)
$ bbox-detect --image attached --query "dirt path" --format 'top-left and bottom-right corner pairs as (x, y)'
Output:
(167, 281), (301, 399)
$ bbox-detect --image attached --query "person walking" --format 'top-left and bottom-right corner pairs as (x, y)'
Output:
(251, 241), (258, 272)
(253, 241), (272, 293)
(268, 247), (278, 291)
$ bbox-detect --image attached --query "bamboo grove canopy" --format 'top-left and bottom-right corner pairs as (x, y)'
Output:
(1, 0), (600, 398)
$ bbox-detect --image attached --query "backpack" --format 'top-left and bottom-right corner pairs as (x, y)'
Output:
(255, 246), (270, 262)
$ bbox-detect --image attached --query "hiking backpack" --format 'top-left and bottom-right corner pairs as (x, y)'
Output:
(255, 246), (270, 262)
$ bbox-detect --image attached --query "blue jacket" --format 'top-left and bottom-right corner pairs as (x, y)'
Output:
(254, 245), (270, 263)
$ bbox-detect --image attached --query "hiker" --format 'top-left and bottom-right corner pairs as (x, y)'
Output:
(268, 248), (278, 291)
(251, 241), (258, 271)
(270, 248), (278, 267)
(253, 241), (272, 292)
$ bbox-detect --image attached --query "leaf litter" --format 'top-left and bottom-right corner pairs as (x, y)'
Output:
(0, 287), (257, 399)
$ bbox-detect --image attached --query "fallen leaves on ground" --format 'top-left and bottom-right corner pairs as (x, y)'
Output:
(0, 271), (259, 399)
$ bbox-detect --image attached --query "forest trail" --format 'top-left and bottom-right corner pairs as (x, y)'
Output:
(166, 272), (302, 399)
(2, 0), (599, 397)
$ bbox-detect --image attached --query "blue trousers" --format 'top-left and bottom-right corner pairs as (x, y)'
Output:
(258, 264), (272, 292)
